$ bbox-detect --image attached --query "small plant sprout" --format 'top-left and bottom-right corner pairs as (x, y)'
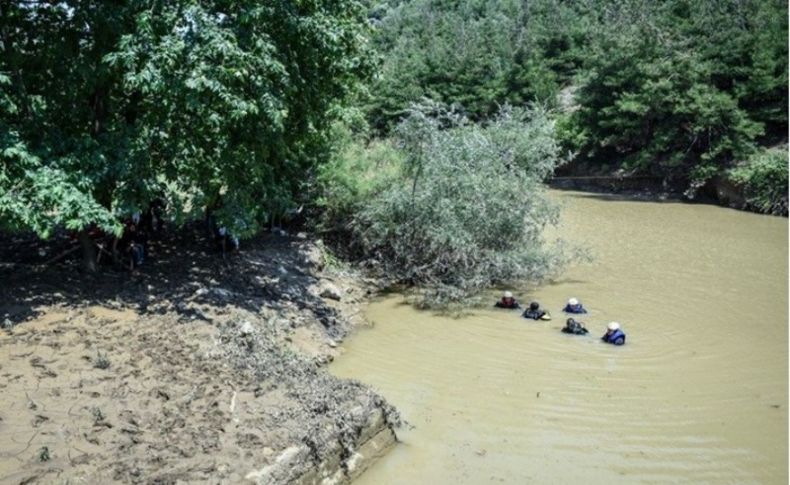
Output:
(93, 352), (111, 370)
(38, 446), (50, 462)
(90, 406), (105, 423)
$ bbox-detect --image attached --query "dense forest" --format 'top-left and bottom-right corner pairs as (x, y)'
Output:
(1, 0), (787, 304)
(363, 0), (788, 204)
(0, 1), (374, 246)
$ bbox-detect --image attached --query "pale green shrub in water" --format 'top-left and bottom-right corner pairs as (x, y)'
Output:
(728, 147), (788, 216)
(353, 103), (574, 307)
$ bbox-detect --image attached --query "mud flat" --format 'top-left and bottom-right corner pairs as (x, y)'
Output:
(0, 229), (399, 484)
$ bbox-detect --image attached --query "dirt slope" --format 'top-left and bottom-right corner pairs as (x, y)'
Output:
(0, 229), (399, 484)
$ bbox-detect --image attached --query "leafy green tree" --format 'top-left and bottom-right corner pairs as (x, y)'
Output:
(563, 0), (786, 189)
(0, 0), (373, 269)
(314, 125), (403, 235)
(365, 0), (566, 132)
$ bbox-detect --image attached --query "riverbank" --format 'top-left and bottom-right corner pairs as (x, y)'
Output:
(550, 168), (788, 216)
(0, 228), (399, 484)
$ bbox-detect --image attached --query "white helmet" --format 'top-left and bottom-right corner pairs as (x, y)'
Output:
(568, 297), (579, 306)
(607, 321), (620, 331)
(503, 291), (513, 299)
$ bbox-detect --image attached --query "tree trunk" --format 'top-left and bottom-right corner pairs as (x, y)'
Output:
(79, 230), (98, 273)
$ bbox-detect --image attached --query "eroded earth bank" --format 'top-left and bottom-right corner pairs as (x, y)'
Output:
(0, 228), (399, 484)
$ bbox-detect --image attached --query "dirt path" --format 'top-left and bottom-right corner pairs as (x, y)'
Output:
(0, 229), (399, 484)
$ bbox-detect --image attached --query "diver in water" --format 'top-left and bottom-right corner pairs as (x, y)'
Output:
(563, 297), (587, 314)
(522, 301), (551, 321)
(561, 317), (589, 335)
(494, 291), (520, 309)
(601, 321), (626, 345)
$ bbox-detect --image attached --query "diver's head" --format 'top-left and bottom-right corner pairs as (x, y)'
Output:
(530, 301), (539, 311)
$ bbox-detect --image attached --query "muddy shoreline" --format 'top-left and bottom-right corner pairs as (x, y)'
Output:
(0, 228), (399, 484)
(550, 173), (787, 216)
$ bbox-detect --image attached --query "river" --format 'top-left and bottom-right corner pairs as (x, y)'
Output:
(330, 191), (788, 484)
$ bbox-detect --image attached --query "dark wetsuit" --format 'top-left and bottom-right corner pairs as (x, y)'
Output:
(119, 222), (145, 267)
(522, 308), (548, 320)
(601, 329), (626, 345)
(142, 198), (166, 234)
(562, 321), (589, 335)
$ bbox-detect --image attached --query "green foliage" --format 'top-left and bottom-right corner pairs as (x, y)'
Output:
(366, 0), (788, 196)
(90, 406), (106, 423)
(0, 0), (373, 241)
(38, 446), (51, 462)
(352, 103), (572, 307)
(728, 147), (788, 215)
(315, 126), (403, 232)
(365, 0), (574, 131)
(564, 0), (785, 188)
(93, 352), (111, 370)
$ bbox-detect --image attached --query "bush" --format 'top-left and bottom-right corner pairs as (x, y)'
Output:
(728, 147), (788, 216)
(352, 103), (575, 307)
(315, 126), (403, 234)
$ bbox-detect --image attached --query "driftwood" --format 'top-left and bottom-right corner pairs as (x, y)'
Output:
(41, 237), (114, 266)
(42, 245), (81, 266)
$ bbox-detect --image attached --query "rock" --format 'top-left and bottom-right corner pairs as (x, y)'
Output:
(210, 288), (233, 301)
(301, 244), (325, 271)
(240, 321), (255, 336)
(319, 283), (342, 301)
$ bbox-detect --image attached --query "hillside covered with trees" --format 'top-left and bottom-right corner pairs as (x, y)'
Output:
(363, 0), (788, 208)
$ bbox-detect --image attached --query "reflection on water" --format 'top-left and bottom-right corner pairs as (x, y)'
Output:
(331, 191), (788, 485)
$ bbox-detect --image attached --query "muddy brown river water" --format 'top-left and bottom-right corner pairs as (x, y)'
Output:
(331, 191), (788, 484)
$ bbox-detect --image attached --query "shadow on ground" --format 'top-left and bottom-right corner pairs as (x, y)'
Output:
(0, 224), (338, 333)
